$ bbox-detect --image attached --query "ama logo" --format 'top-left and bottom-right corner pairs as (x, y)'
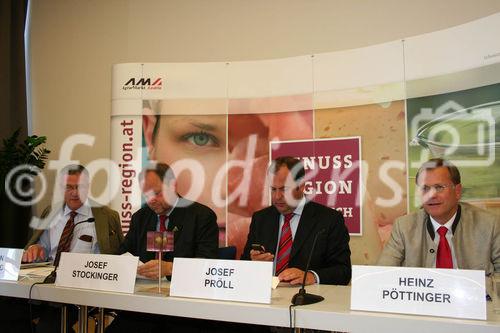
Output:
(122, 77), (163, 91)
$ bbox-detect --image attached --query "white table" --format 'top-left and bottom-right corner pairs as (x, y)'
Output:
(295, 284), (500, 333)
(1, 274), (499, 333)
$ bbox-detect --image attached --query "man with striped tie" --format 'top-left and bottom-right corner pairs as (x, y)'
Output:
(21, 164), (123, 333)
(241, 156), (351, 286)
(23, 164), (123, 263)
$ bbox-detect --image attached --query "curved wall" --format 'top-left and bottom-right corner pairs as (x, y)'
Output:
(27, 0), (500, 264)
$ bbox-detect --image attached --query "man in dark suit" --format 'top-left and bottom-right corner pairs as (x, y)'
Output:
(241, 156), (351, 286)
(119, 162), (218, 278)
(106, 162), (219, 333)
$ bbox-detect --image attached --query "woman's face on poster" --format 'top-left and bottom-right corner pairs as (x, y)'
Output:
(143, 111), (227, 236)
(143, 101), (313, 251)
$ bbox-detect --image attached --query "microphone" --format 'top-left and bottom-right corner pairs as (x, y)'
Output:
(43, 217), (96, 284)
(74, 217), (95, 227)
(291, 228), (326, 305)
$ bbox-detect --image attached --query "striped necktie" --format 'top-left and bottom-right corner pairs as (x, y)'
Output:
(54, 211), (77, 266)
(275, 213), (294, 275)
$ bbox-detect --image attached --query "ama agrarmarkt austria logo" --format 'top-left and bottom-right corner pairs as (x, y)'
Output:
(122, 77), (163, 91)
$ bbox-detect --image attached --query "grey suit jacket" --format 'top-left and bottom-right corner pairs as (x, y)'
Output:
(26, 202), (124, 255)
(377, 202), (500, 275)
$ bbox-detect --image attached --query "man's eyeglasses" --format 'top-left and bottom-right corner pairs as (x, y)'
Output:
(419, 184), (455, 193)
(64, 184), (88, 192)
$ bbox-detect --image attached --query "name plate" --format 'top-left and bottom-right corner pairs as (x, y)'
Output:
(0, 248), (23, 281)
(351, 265), (486, 320)
(56, 252), (138, 293)
(170, 258), (273, 304)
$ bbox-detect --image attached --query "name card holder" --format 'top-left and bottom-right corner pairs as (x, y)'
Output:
(351, 265), (486, 320)
(170, 258), (273, 304)
(56, 252), (138, 293)
(0, 248), (23, 281)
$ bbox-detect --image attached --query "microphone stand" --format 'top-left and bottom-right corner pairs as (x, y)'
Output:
(291, 229), (325, 305)
(43, 217), (96, 283)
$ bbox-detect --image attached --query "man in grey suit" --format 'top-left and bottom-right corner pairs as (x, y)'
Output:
(378, 158), (500, 274)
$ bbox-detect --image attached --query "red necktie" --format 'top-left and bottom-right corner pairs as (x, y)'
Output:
(54, 211), (77, 266)
(275, 213), (294, 275)
(157, 215), (174, 259)
(436, 226), (453, 269)
(159, 214), (167, 232)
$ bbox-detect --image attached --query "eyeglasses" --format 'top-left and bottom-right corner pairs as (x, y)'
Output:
(419, 184), (455, 193)
(64, 184), (88, 192)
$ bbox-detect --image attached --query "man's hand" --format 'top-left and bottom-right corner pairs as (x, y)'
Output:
(250, 249), (274, 261)
(278, 268), (316, 285)
(22, 244), (46, 263)
(137, 260), (173, 279)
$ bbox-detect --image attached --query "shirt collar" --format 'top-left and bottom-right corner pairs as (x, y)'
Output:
(290, 197), (306, 217)
(159, 197), (179, 217)
(63, 199), (91, 217)
(430, 211), (457, 233)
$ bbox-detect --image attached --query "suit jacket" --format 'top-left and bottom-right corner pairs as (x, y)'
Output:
(26, 202), (123, 255)
(120, 198), (218, 263)
(241, 200), (351, 285)
(377, 202), (500, 274)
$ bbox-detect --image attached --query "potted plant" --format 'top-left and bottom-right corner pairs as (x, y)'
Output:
(0, 129), (50, 248)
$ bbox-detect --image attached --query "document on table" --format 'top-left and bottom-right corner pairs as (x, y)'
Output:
(121, 252), (151, 280)
(19, 265), (55, 279)
(20, 261), (51, 269)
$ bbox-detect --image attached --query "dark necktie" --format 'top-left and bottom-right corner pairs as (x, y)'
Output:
(159, 214), (167, 232)
(436, 226), (453, 268)
(275, 213), (294, 275)
(54, 211), (77, 266)
(157, 215), (174, 258)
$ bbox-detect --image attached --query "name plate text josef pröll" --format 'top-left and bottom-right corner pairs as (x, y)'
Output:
(56, 252), (138, 293)
(170, 258), (273, 304)
(351, 265), (486, 320)
(0, 248), (23, 281)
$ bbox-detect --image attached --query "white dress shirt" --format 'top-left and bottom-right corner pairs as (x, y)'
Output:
(430, 212), (458, 268)
(273, 197), (320, 283)
(38, 201), (99, 261)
